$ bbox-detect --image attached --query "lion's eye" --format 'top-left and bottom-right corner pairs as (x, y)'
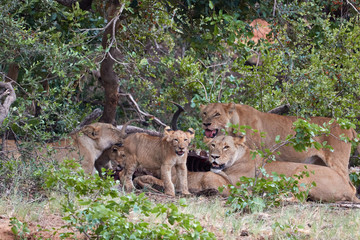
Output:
(184, 139), (188, 141)
(174, 139), (179, 142)
(224, 146), (229, 150)
(211, 144), (215, 148)
(214, 113), (220, 117)
(203, 112), (207, 116)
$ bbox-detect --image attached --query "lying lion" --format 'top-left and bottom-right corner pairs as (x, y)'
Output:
(132, 135), (360, 202)
(116, 124), (195, 196)
(200, 103), (359, 187)
(201, 135), (359, 202)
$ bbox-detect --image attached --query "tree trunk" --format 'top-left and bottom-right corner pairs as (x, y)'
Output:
(98, 1), (123, 125)
(99, 47), (120, 125)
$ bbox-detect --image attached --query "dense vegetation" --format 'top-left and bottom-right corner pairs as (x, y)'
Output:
(1, 0), (360, 238)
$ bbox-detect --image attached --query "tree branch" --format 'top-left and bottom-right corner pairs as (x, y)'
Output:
(118, 93), (167, 127)
(0, 82), (16, 126)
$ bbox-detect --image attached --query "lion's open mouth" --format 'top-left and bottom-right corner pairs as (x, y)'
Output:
(116, 165), (124, 171)
(176, 151), (185, 156)
(210, 162), (225, 171)
(205, 129), (218, 138)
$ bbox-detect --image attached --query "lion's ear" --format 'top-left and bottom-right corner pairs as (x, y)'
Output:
(82, 125), (100, 139)
(187, 128), (195, 140)
(164, 126), (173, 141)
(200, 104), (206, 112)
(234, 135), (246, 145)
(225, 103), (236, 115)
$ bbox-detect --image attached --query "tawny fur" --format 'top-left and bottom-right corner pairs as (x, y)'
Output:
(200, 103), (359, 191)
(1, 123), (123, 174)
(197, 135), (360, 202)
(116, 126), (195, 196)
(95, 144), (125, 177)
(132, 135), (360, 203)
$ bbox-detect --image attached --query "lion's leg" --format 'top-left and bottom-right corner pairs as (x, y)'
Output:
(122, 162), (137, 192)
(133, 175), (164, 193)
(161, 163), (175, 196)
(175, 162), (190, 195)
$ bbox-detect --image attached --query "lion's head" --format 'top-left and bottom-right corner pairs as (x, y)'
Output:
(207, 135), (246, 173)
(80, 122), (124, 151)
(200, 103), (235, 138)
(163, 126), (195, 156)
(108, 143), (127, 169)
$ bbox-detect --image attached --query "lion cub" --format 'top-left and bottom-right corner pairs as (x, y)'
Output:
(95, 143), (125, 178)
(117, 126), (195, 196)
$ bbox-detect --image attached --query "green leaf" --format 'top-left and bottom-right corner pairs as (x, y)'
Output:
(209, 1), (214, 10)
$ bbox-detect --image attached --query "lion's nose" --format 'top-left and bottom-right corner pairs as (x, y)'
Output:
(211, 155), (219, 160)
(203, 123), (211, 127)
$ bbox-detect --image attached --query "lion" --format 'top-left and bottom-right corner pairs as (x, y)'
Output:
(200, 103), (359, 185)
(1, 123), (124, 174)
(205, 135), (360, 202)
(94, 143), (125, 177)
(38, 123), (124, 174)
(133, 135), (359, 202)
(116, 125), (195, 196)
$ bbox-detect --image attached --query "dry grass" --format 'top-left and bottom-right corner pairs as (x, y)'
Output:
(178, 196), (360, 239)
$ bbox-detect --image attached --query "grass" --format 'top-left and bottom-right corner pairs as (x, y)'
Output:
(1, 156), (360, 239)
(179, 196), (360, 239)
(1, 189), (360, 239)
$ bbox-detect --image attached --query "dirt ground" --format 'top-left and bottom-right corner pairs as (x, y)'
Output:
(0, 213), (84, 240)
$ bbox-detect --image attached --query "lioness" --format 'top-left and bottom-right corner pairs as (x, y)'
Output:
(117, 125), (195, 196)
(131, 135), (360, 202)
(204, 135), (359, 202)
(42, 122), (124, 174)
(200, 103), (359, 183)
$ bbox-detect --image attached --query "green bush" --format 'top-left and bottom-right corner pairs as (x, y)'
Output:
(44, 160), (215, 239)
(224, 168), (315, 214)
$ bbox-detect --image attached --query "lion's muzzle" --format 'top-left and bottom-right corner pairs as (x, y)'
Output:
(176, 150), (185, 156)
(210, 162), (225, 173)
(204, 129), (218, 138)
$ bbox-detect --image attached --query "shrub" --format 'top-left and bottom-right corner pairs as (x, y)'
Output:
(44, 160), (215, 239)
(224, 168), (315, 214)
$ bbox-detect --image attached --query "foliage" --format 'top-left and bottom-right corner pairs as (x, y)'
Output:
(2, 0), (360, 145)
(0, 0), (102, 141)
(0, 153), (54, 198)
(350, 171), (360, 189)
(224, 168), (315, 214)
(10, 217), (30, 240)
(44, 160), (215, 239)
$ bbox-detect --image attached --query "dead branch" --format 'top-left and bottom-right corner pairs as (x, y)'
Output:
(118, 93), (167, 127)
(0, 82), (16, 126)
(117, 125), (161, 137)
(268, 104), (290, 115)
